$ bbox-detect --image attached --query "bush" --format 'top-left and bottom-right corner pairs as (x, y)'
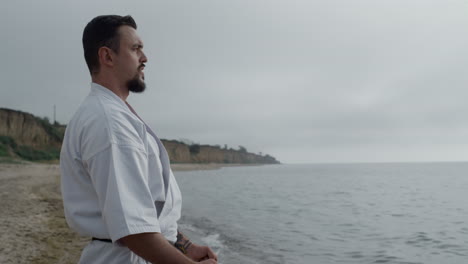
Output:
(0, 135), (61, 161)
(238, 145), (247, 153)
(15, 146), (60, 161)
(0, 136), (17, 157)
(0, 135), (17, 148)
(189, 144), (200, 155)
(38, 117), (64, 141)
(0, 144), (8, 157)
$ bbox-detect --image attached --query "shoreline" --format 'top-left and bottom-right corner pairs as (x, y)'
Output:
(0, 162), (259, 263)
(171, 163), (264, 171)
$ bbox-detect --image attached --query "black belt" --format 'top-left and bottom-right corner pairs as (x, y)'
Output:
(92, 237), (112, 243)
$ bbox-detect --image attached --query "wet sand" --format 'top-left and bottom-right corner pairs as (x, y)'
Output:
(0, 162), (240, 264)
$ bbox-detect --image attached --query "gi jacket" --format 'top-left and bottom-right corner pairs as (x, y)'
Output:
(60, 83), (182, 263)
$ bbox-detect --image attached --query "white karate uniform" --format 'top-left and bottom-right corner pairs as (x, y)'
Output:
(60, 83), (182, 263)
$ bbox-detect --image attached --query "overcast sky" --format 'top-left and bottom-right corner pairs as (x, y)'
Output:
(1, 0), (468, 163)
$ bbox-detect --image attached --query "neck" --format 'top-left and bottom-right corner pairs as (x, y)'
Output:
(91, 75), (129, 101)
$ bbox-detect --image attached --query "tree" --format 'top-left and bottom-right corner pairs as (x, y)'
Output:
(42, 116), (51, 124)
(189, 144), (200, 154)
(238, 145), (247, 153)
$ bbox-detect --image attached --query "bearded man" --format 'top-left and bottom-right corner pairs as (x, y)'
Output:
(60, 15), (217, 264)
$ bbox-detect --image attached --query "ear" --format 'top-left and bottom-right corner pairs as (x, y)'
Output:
(97, 46), (115, 68)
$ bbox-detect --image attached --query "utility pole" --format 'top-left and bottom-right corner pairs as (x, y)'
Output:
(53, 104), (56, 125)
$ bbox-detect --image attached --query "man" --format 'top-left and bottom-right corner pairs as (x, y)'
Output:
(60, 15), (218, 264)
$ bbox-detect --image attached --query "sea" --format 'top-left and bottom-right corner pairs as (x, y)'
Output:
(174, 162), (468, 264)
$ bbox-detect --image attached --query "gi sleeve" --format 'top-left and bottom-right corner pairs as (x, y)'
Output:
(86, 143), (161, 242)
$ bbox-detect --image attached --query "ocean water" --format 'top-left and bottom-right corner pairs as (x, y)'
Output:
(175, 162), (468, 264)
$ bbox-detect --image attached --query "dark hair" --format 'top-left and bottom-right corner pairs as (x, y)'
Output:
(82, 15), (137, 75)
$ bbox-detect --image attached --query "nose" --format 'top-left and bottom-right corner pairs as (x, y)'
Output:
(141, 51), (148, 63)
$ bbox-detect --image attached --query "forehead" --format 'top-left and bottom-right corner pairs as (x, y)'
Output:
(117, 25), (143, 46)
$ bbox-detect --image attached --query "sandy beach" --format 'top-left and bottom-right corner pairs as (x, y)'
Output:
(0, 162), (235, 264)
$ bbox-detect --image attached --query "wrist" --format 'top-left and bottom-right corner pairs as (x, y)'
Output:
(174, 239), (192, 254)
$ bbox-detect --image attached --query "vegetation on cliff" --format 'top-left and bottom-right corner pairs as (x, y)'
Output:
(0, 108), (280, 164)
(0, 135), (61, 161)
(0, 108), (64, 162)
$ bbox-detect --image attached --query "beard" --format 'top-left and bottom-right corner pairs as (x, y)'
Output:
(127, 75), (146, 93)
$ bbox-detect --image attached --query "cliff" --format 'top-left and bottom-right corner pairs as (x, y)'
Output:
(0, 108), (63, 148)
(0, 108), (65, 161)
(0, 108), (279, 164)
(162, 140), (279, 164)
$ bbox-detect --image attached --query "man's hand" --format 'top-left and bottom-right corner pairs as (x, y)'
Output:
(175, 230), (218, 263)
(186, 243), (218, 262)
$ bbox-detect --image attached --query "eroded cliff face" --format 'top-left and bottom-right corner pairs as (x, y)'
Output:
(162, 140), (192, 163)
(0, 108), (62, 148)
(161, 140), (279, 164)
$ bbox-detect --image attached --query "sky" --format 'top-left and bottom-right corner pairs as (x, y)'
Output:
(1, 0), (468, 164)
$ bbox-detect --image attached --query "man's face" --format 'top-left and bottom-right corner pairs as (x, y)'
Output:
(113, 26), (148, 93)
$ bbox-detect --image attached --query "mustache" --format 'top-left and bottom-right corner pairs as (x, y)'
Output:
(139, 64), (145, 70)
